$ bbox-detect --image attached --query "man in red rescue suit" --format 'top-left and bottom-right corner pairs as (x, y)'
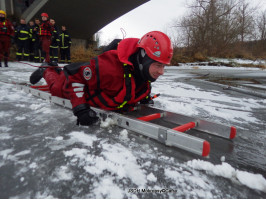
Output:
(29, 31), (173, 126)
(0, 10), (14, 67)
(39, 13), (54, 63)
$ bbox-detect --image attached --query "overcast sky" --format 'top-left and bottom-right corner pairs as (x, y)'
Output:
(98, 0), (266, 46)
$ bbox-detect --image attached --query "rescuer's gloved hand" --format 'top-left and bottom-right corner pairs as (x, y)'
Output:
(140, 97), (154, 105)
(74, 107), (99, 126)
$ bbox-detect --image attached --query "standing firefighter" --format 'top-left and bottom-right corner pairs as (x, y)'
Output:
(15, 18), (31, 61)
(30, 31), (173, 126)
(49, 18), (59, 65)
(33, 18), (41, 62)
(59, 25), (71, 63)
(39, 13), (54, 63)
(0, 10), (14, 67)
(28, 20), (36, 61)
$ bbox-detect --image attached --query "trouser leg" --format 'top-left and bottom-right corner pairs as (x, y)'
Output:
(41, 38), (51, 63)
(23, 40), (30, 61)
(16, 41), (23, 61)
(66, 48), (71, 63)
(43, 68), (64, 97)
(60, 48), (66, 62)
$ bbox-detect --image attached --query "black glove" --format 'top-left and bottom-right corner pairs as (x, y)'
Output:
(75, 108), (99, 126)
(140, 97), (154, 105)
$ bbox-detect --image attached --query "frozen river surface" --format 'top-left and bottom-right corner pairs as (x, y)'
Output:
(0, 61), (265, 198)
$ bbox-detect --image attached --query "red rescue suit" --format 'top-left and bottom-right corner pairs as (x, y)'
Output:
(0, 19), (14, 62)
(39, 20), (54, 62)
(43, 38), (151, 111)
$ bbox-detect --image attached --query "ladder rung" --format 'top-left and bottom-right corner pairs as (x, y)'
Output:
(137, 113), (163, 122)
(173, 122), (196, 132)
(31, 85), (49, 89)
(38, 88), (49, 91)
(230, 126), (237, 139)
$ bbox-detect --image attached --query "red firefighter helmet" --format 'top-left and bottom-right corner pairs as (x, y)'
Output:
(41, 13), (49, 18)
(137, 31), (173, 65)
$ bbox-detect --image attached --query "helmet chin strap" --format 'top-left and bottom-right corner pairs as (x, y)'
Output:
(136, 49), (156, 82)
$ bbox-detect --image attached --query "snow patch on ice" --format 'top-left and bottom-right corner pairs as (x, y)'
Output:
(187, 159), (266, 192)
(0, 111), (12, 118)
(0, 133), (11, 140)
(100, 117), (116, 128)
(14, 150), (31, 157)
(93, 177), (124, 199)
(0, 148), (14, 159)
(164, 167), (216, 198)
(63, 138), (147, 198)
(15, 116), (26, 120)
(147, 172), (157, 182)
(119, 129), (129, 141)
(29, 162), (37, 169)
(51, 166), (73, 182)
(68, 131), (98, 147)
(0, 126), (12, 132)
(55, 136), (63, 141)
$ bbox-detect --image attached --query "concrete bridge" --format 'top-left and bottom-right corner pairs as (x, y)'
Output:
(0, 0), (149, 39)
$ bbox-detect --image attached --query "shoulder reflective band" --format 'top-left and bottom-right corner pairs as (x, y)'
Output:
(20, 30), (29, 34)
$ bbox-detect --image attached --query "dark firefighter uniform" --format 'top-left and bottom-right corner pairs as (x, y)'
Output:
(33, 23), (41, 62)
(0, 10), (14, 67)
(29, 23), (36, 61)
(50, 26), (60, 63)
(59, 29), (71, 63)
(15, 23), (31, 61)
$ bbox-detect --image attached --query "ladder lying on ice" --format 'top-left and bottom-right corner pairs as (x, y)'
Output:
(16, 84), (237, 157)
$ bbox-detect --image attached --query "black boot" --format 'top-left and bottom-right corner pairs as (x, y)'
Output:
(48, 60), (58, 66)
(29, 67), (46, 84)
(4, 60), (8, 67)
(0, 62), (2, 67)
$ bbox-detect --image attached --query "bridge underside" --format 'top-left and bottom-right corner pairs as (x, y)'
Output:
(22, 0), (149, 39)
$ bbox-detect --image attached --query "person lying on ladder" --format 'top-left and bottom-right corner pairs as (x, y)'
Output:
(29, 31), (173, 126)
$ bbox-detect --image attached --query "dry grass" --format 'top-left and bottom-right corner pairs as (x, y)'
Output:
(71, 45), (99, 62)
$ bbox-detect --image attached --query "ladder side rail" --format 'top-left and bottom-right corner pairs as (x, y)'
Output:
(154, 108), (236, 139)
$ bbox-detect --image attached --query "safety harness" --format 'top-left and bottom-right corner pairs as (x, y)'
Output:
(84, 57), (151, 111)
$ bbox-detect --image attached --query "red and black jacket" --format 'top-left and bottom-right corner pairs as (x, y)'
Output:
(39, 20), (54, 37)
(62, 38), (151, 112)
(0, 19), (14, 36)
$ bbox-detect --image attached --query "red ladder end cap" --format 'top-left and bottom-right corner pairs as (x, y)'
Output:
(230, 126), (237, 139)
(202, 141), (210, 157)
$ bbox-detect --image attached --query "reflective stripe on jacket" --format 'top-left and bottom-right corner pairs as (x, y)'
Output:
(15, 24), (31, 40)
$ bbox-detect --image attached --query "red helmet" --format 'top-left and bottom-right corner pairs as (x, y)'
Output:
(137, 31), (173, 65)
(41, 13), (49, 18)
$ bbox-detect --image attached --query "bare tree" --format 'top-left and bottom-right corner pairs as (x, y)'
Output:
(256, 10), (266, 40)
(173, 0), (241, 55)
(236, 0), (256, 42)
